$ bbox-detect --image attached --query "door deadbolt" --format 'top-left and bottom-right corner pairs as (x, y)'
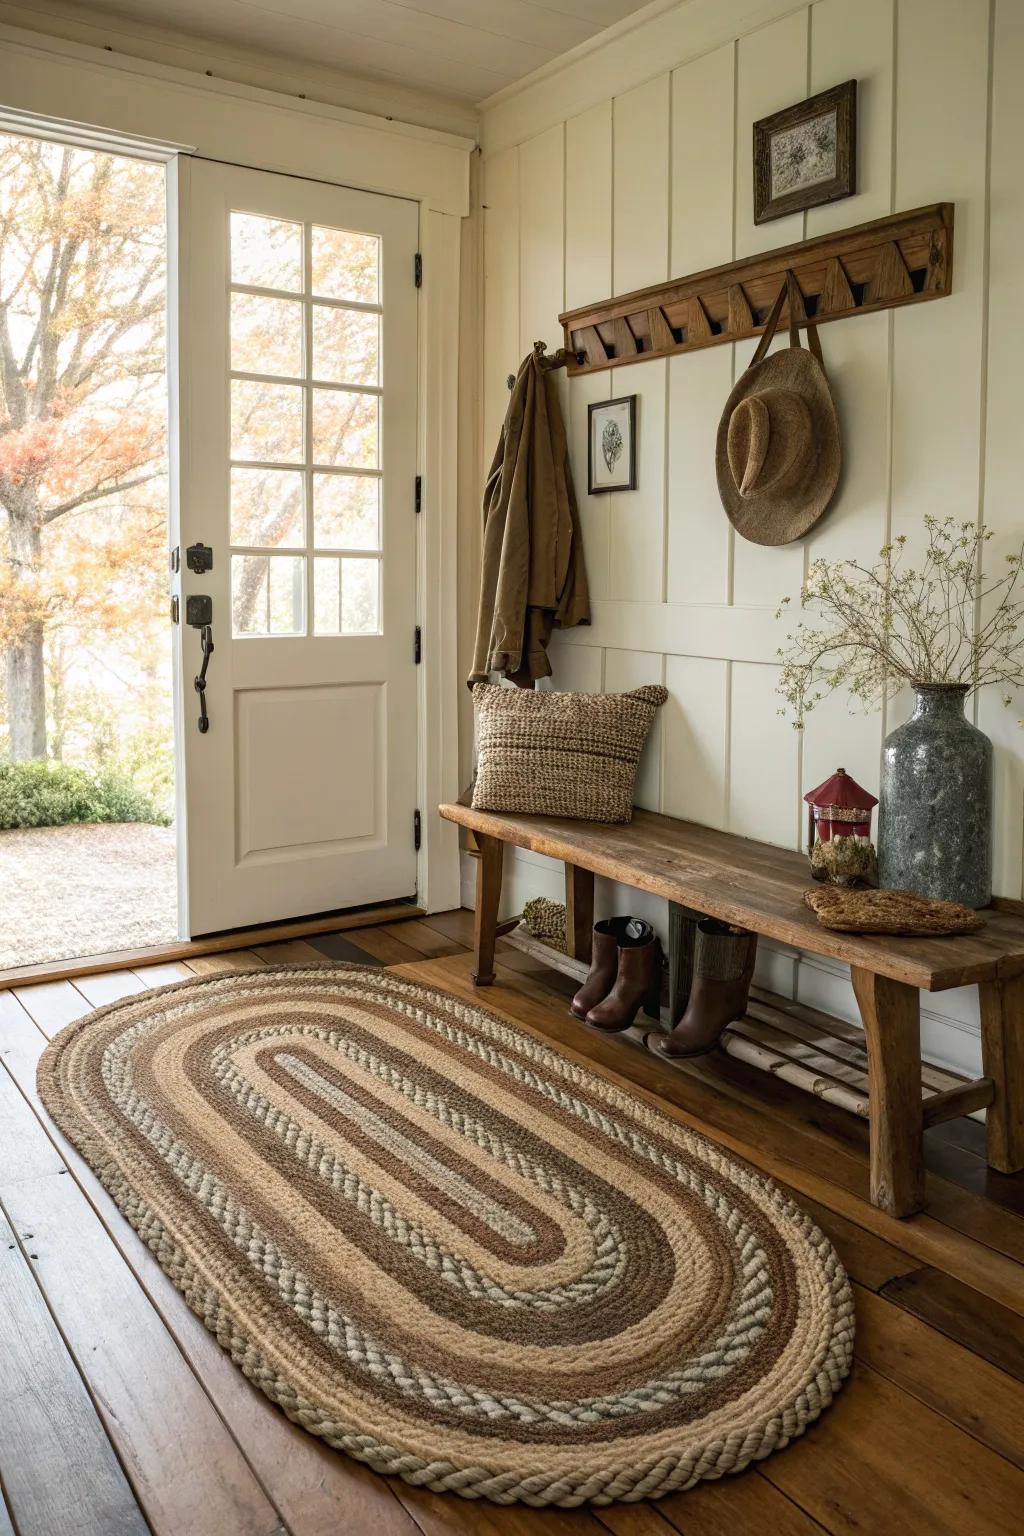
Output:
(186, 542), (214, 574)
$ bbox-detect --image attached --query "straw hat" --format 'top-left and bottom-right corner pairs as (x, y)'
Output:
(716, 280), (841, 546)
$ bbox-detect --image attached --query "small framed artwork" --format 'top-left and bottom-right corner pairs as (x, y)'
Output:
(753, 79), (856, 225)
(588, 396), (637, 495)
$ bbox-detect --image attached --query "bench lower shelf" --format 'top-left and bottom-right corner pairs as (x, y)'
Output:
(501, 921), (993, 1129)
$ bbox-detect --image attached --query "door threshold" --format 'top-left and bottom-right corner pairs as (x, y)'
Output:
(0, 901), (424, 991)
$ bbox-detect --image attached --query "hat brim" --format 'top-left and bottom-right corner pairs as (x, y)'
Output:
(716, 347), (841, 546)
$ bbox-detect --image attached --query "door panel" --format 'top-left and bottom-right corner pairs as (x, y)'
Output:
(235, 684), (381, 855)
(177, 160), (418, 934)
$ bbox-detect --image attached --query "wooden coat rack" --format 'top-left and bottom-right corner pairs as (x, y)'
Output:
(558, 204), (953, 375)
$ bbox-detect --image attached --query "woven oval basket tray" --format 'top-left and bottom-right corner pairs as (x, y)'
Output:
(38, 964), (854, 1507)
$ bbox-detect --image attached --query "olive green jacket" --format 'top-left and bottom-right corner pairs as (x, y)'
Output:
(469, 350), (591, 687)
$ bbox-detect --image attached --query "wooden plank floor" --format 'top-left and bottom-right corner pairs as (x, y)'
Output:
(2, 909), (1024, 1535)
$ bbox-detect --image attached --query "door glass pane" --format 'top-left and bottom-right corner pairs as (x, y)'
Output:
(311, 226), (379, 304)
(312, 473), (379, 549)
(231, 293), (302, 377)
(313, 555), (340, 634)
(231, 379), (304, 463)
(344, 557), (380, 634)
(231, 212), (302, 291)
(232, 553), (305, 635)
(314, 556), (380, 635)
(311, 305), (379, 386)
(311, 389), (378, 468)
(230, 467), (304, 548)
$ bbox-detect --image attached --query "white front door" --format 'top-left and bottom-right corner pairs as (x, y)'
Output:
(175, 159), (419, 935)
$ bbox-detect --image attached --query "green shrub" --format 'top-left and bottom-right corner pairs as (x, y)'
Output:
(0, 760), (170, 830)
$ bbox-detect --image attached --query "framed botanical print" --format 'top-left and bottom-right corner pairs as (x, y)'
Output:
(588, 396), (637, 495)
(754, 79), (856, 225)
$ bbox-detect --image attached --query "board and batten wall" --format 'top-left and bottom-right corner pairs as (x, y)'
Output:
(464, 0), (1024, 1077)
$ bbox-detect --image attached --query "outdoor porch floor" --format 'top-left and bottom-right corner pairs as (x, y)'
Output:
(0, 822), (177, 970)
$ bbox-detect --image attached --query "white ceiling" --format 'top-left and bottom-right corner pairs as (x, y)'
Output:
(55, 0), (660, 105)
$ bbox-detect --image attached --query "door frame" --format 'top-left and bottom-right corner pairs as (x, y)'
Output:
(167, 154), (462, 935)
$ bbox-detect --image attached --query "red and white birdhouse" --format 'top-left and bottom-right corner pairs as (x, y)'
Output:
(804, 768), (878, 853)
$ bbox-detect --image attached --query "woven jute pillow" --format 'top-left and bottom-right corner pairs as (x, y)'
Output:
(471, 682), (668, 823)
(804, 886), (985, 936)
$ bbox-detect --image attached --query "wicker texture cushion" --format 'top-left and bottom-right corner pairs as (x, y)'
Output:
(471, 683), (668, 824)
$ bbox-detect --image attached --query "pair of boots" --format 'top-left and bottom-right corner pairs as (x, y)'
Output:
(648, 918), (757, 1059)
(570, 917), (662, 1032)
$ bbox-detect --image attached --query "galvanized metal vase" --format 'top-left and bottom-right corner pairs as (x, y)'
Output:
(878, 683), (992, 908)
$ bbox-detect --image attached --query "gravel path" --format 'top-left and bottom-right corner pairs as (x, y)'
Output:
(0, 822), (178, 970)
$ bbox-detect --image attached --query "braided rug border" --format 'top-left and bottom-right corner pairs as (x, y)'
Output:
(37, 962), (855, 1507)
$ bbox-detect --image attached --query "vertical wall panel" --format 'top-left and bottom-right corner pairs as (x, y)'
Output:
(666, 347), (733, 606)
(979, 0), (1024, 899)
(802, 0), (894, 801)
(663, 656), (729, 829)
(730, 10), (810, 606)
(891, 0), (989, 550)
(604, 648), (665, 811)
(734, 9), (808, 258)
(670, 42), (735, 274)
(806, 312), (891, 564)
(565, 102), (613, 309)
(482, 146), (520, 460)
(608, 358), (667, 602)
(730, 662), (800, 847)
(806, 0), (894, 236)
(613, 75), (670, 294)
(518, 123), (565, 358)
(567, 368), (612, 600)
(666, 41), (735, 607)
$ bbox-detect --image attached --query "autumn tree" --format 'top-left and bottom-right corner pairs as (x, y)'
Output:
(0, 135), (166, 760)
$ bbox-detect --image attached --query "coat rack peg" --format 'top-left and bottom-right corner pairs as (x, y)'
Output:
(507, 345), (585, 389)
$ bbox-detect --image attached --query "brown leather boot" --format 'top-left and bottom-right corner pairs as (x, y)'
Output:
(649, 920), (756, 1059)
(570, 918), (635, 1020)
(586, 920), (662, 1032)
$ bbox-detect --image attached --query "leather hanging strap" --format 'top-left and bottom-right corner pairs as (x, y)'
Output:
(749, 271), (825, 370)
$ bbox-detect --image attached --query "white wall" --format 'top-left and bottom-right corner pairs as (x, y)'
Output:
(471, 0), (1024, 1077)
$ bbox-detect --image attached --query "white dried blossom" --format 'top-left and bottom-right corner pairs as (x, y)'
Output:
(775, 516), (1024, 729)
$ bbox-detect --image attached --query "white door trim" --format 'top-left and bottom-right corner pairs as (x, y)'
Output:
(416, 207), (463, 914)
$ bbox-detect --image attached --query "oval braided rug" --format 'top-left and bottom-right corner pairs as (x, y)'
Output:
(38, 963), (854, 1506)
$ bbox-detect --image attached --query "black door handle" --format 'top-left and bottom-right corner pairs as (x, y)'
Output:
(194, 623), (214, 734)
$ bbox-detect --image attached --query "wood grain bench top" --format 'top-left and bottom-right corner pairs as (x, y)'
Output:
(440, 801), (1024, 993)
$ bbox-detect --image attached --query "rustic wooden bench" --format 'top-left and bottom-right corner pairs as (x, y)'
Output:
(439, 799), (1024, 1218)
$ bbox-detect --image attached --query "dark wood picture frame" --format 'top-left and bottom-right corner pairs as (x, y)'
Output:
(754, 79), (856, 225)
(587, 395), (637, 495)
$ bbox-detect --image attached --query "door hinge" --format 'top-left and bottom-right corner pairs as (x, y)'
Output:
(170, 594), (180, 624)
(414, 809), (422, 851)
(415, 474), (422, 514)
(414, 252), (423, 287)
(414, 624), (422, 664)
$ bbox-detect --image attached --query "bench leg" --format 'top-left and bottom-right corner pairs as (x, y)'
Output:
(564, 864), (594, 962)
(472, 833), (503, 987)
(979, 973), (1024, 1174)
(851, 967), (925, 1218)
